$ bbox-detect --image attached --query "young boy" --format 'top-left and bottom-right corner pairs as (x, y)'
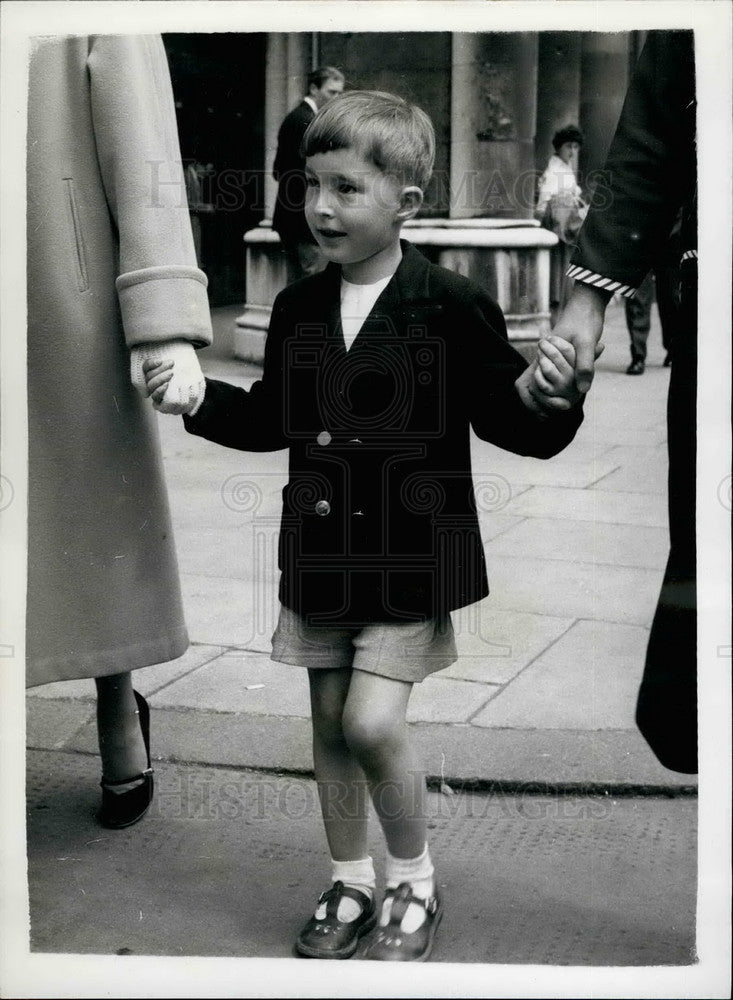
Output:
(145, 91), (583, 962)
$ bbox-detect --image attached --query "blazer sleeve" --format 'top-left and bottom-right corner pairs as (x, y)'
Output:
(183, 295), (290, 453)
(464, 291), (583, 459)
(86, 34), (212, 349)
(570, 30), (695, 290)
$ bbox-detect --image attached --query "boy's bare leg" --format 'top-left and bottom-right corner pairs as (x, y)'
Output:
(308, 667), (370, 861)
(341, 671), (426, 859)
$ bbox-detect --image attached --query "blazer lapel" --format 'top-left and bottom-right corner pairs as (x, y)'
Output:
(349, 241), (432, 349)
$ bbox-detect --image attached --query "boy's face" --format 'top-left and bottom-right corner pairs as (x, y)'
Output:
(304, 147), (420, 282)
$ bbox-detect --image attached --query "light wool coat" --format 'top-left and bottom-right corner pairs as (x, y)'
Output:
(26, 34), (212, 686)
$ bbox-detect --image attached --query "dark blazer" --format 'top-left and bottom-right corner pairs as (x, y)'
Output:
(272, 100), (315, 246)
(185, 242), (583, 625)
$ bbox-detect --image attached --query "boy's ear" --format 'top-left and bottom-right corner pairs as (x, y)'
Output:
(396, 186), (423, 222)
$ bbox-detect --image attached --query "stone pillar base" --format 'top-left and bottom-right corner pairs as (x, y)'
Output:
(235, 220), (557, 364)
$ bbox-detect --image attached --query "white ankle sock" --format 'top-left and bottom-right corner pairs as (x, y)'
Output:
(314, 856), (376, 923)
(381, 845), (435, 933)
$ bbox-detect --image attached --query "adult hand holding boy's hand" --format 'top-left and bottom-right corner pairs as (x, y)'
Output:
(131, 340), (205, 415)
(516, 336), (584, 417)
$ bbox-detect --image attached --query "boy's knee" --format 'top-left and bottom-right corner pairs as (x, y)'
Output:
(311, 700), (347, 749)
(342, 709), (403, 762)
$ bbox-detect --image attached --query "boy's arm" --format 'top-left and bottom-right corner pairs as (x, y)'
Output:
(465, 294), (583, 459)
(182, 299), (289, 453)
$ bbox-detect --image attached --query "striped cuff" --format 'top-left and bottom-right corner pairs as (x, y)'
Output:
(566, 265), (636, 298)
(681, 249), (698, 263)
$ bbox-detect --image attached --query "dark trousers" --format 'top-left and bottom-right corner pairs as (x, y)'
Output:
(625, 262), (680, 361)
(635, 265), (697, 773)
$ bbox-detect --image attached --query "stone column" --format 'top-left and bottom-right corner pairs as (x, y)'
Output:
(450, 33), (538, 219)
(236, 33), (311, 360)
(535, 33), (582, 173)
(579, 33), (631, 177)
(263, 33), (310, 220)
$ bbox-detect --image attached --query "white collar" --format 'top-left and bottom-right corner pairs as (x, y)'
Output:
(304, 96), (318, 114)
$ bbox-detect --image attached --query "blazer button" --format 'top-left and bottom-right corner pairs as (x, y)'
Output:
(315, 500), (331, 516)
(317, 430), (332, 446)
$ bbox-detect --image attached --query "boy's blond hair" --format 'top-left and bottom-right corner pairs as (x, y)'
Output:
(302, 90), (435, 191)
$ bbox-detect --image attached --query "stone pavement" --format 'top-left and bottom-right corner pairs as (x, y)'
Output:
(26, 296), (696, 791)
(23, 750), (697, 970)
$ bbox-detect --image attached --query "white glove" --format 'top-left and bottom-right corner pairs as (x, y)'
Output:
(130, 340), (205, 415)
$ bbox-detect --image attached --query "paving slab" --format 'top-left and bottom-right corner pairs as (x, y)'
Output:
(477, 512), (527, 541)
(148, 651), (312, 718)
(25, 699), (95, 751)
(466, 448), (621, 490)
(486, 517), (670, 569)
(445, 605), (575, 684)
(471, 620), (649, 730)
(174, 525), (275, 581)
(168, 484), (284, 532)
(26, 644), (225, 702)
(592, 451), (669, 494)
(407, 675), (496, 723)
(486, 556), (663, 625)
(180, 574), (279, 650)
(503, 485), (668, 528)
(579, 424), (667, 448)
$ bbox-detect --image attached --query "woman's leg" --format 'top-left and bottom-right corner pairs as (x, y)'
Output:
(308, 667), (370, 862)
(95, 671), (147, 783)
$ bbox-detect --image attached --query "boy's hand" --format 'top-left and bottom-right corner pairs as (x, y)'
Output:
(515, 336), (582, 417)
(534, 335), (582, 407)
(142, 358), (177, 411)
(131, 341), (206, 415)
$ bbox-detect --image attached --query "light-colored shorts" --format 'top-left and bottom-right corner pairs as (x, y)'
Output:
(271, 604), (457, 684)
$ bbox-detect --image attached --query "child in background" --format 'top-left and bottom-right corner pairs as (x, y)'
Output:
(145, 91), (583, 962)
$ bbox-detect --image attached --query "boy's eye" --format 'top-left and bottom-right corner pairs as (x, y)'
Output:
(305, 176), (318, 188)
(337, 182), (357, 195)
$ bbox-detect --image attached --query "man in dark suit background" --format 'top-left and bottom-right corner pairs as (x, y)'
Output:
(272, 65), (345, 281)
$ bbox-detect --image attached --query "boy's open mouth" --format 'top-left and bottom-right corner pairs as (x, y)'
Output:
(317, 228), (347, 240)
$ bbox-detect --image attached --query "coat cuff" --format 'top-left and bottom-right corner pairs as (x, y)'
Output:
(116, 265), (213, 348)
(566, 264), (637, 298)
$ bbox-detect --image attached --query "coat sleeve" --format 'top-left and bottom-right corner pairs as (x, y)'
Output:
(86, 34), (212, 349)
(464, 291), (583, 459)
(182, 295), (289, 453)
(570, 30), (695, 290)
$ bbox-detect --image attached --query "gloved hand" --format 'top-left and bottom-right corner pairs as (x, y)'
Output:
(130, 340), (205, 415)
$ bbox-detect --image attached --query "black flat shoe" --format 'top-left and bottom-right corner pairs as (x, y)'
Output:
(295, 881), (377, 959)
(98, 691), (154, 829)
(626, 359), (645, 375)
(365, 883), (443, 962)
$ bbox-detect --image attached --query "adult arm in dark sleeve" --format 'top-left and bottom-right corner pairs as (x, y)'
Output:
(552, 30), (695, 392)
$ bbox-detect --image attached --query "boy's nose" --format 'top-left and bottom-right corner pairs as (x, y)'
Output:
(314, 192), (334, 218)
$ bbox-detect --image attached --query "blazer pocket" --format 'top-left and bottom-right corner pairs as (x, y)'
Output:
(63, 177), (90, 292)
